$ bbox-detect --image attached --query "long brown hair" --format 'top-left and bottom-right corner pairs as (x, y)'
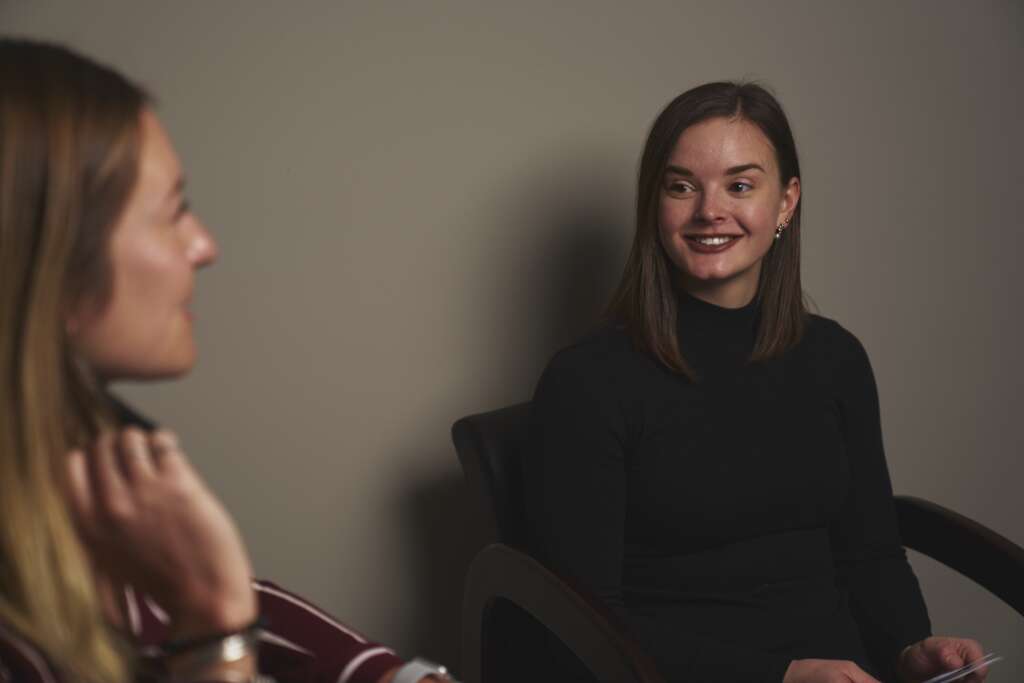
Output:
(0, 38), (149, 682)
(607, 82), (805, 378)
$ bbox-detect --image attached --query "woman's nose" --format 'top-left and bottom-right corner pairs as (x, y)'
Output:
(185, 215), (219, 268)
(694, 191), (726, 224)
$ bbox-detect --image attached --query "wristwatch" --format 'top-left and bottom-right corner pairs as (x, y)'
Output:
(392, 658), (456, 683)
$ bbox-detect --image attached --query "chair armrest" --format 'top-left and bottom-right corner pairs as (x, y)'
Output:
(463, 543), (664, 683)
(895, 495), (1024, 617)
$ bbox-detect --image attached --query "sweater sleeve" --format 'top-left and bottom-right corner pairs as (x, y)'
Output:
(524, 351), (631, 608)
(253, 581), (404, 683)
(524, 348), (792, 683)
(128, 581), (405, 683)
(827, 327), (932, 680)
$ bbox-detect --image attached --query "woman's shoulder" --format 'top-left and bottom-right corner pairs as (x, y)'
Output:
(542, 321), (662, 388)
(548, 322), (637, 368)
(805, 313), (868, 354)
(802, 313), (875, 377)
(534, 322), (671, 421)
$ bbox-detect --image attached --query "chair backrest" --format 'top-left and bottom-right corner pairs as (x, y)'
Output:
(451, 402), (532, 548)
(454, 402), (663, 682)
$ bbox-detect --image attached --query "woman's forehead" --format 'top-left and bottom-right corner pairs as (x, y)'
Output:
(133, 110), (183, 208)
(669, 117), (776, 172)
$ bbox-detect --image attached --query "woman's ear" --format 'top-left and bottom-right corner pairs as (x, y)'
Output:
(778, 176), (801, 225)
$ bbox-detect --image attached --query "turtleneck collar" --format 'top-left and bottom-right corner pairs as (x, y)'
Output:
(679, 289), (759, 325)
(676, 288), (761, 376)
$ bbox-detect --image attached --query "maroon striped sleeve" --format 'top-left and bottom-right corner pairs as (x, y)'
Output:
(129, 580), (404, 683)
(253, 580), (403, 683)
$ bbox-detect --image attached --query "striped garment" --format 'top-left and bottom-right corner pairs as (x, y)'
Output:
(0, 580), (405, 683)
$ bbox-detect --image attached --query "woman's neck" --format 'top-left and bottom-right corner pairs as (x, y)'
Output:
(681, 276), (758, 309)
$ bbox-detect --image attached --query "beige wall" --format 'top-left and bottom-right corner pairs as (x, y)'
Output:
(4, 0), (1022, 677)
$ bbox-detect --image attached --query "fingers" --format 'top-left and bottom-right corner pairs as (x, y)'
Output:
(849, 666), (881, 683)
(150, 428), (180, 453)
(911, 637), (989, 683)
(79, 428), (187, 521)
(937, 643), (962, 671)
(936, 636), (984, 671)
(89, 432), (121, 494)
(90, 431), (132, 520)
(784, 658), (882, 683)
(66, 448), (95, 527)
(150, 429), (185, 472)
(956, 637), (984, 663)
(151, 430), (201, 490)
(119, 428), (157, 481)
(832, 660), (881, 683)
(956, 639), (987, 682)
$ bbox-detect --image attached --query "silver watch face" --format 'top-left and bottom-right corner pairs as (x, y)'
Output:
(417, 658), (447, 673)
(406, 658), (452, 680)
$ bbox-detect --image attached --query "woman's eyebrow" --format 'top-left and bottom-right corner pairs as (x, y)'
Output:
(725, 163), (765, 175)
(665, 163), (766, 176)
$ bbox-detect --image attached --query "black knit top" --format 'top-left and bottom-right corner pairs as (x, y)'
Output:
(523, 292), (931, 682)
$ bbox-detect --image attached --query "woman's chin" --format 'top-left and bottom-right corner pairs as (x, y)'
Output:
(98, 354), (197, 383)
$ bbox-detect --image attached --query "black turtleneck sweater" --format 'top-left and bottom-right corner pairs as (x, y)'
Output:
(523, 293), (931, 683)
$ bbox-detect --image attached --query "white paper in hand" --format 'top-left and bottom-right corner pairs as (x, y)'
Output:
(920, 652), (1002, 683)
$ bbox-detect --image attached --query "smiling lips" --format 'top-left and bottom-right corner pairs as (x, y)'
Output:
(685, 234), (743, 253)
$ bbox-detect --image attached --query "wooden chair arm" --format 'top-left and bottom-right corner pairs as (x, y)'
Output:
(462, 543), (664, 683)
(895, 495), (1024, 617)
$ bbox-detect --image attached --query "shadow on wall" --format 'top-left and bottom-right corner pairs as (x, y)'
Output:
(527, 201), (631, 356)
(400, 465), (486, 671)
(482, 153), (632, 388)
(399, 154), (632, 672)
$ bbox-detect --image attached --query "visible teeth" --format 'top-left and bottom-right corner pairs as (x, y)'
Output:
(694, 236), (733, 246)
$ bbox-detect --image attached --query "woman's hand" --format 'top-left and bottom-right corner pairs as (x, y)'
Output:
(66, 427), (257, 639)
(783, 659), (881, 683)
(898, 636), (988, 682)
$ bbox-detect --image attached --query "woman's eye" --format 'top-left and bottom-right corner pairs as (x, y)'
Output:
(174, 199), (191, 221)
(666, 181), (694, 194)
(730, 182), (753, 193)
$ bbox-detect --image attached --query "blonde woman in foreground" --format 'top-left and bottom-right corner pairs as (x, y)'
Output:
(0, 38), (451, 683)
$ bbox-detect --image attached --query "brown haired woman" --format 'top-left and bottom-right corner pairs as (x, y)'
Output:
(524, 83), (988, 683)
(0, 39), (451, 683)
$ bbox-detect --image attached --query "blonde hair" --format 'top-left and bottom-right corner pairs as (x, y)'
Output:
(0, 39), (148, 682)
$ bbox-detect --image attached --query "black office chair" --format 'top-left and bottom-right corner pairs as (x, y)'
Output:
(453, 402), (1024, 683)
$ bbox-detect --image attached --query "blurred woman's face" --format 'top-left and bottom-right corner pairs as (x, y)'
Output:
(68, 109), (218, 380)
(658, 116), (800, 308)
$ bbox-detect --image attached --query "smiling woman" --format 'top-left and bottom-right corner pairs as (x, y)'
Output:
(67, 110), (219, 380)
(523, 82), (990, 683)
(658, 117), (800, 308)
(0, 38), (449, 683)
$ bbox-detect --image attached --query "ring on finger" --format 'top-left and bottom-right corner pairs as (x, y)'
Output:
(124, 430), (152, 458)
(149, 440), (170, 458)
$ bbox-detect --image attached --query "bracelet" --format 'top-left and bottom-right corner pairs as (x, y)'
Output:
(182, 671), (278, 683)
(157, 617), (266, 679)
(160, 617), (267, 656)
